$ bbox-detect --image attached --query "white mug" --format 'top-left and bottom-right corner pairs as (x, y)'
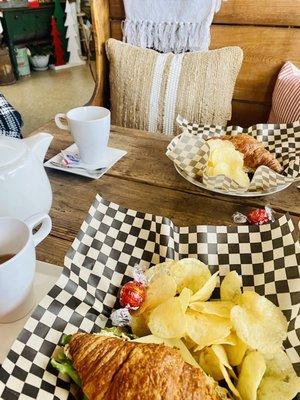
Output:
(0, 213), (52, 323)
(55, 106), (111, 165)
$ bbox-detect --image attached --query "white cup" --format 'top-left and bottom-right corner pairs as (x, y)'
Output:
(0, 213), (52, 323)
(55, 106), (111, 165)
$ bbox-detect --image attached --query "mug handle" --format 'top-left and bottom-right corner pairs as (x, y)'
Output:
(55, 113), (69, 131)
(25, 213), (52, 247)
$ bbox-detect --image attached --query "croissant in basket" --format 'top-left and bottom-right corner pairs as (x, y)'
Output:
(53, 333), (230, 400)
(219, 134), (283, 174)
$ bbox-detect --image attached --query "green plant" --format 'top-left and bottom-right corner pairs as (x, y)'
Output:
(27, 44), (52, 57)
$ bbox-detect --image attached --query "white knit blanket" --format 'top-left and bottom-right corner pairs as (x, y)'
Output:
(122, 0), (223, 53)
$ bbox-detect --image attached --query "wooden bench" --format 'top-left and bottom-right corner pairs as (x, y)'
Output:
(89, 0), (300, 128)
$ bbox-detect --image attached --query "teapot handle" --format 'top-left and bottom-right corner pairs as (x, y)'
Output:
(55, 113), (69, 131)
(25, 213), (52, 247)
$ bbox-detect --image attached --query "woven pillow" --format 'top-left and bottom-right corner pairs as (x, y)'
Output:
(106, 39), (243, 135)
(268, 62), (300, 124)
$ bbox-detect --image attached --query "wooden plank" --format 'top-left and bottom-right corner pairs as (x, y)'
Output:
(37, 171), (295, 266)
(109, 0), (300, 27)
(211, 25), (300, 103)
(230, 100), (271, 127)
(36, 235), (69, 266)
(110, 21), (300, 103)
(214, 0), (300, 27)
(32, 121), (299, 265)
(40, 121), (300, 218)
(109, 0), (124, 20)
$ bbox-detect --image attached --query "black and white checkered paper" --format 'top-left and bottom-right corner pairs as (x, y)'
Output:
(166, 116), (300, 193)
(0, 195), (299, 399)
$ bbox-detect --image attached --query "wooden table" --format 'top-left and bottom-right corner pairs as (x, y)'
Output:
(35, 121), (300, 266)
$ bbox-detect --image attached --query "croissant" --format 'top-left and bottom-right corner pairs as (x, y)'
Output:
(68, 333), (229, 400)
(218, 134), (282, 173)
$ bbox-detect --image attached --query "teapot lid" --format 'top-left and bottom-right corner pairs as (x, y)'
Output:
(0, 137), (26, 168)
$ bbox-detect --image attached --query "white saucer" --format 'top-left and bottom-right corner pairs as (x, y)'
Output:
(44, 144), (127, 179)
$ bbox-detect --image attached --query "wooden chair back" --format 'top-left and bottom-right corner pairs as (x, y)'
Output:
(90, 0), (300, 127)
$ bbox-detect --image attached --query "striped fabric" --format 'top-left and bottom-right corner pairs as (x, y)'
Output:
(106, 39), (243, 135)
(269, 62), (300, 124)
(148, 53), (169, 133)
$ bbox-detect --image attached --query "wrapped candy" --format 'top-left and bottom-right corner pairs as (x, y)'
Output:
(120, 281), (146, 309)
(110, 264), (148, 327)
(110, 308), (132, 327)
(233, 206), (275, 226)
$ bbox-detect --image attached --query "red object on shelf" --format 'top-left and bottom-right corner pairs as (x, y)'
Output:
(50, 17), (65, 66)
(28, 0), (40, 8)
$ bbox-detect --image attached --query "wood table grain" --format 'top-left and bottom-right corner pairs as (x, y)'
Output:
(34, 121), (300, 266)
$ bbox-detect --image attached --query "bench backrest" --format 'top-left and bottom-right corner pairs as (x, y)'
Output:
(90, 0), (300, 127)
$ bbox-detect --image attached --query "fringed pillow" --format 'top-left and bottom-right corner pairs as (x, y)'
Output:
(106, 39), (243, 135)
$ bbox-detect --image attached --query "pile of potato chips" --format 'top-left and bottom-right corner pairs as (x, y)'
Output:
(206, 139), (250, 189)
(131, 258), (300, 400)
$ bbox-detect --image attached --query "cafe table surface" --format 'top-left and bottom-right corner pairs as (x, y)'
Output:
(33, 121), (300, 266)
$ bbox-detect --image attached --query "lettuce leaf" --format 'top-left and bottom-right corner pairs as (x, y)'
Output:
(51, 351), (80, 383)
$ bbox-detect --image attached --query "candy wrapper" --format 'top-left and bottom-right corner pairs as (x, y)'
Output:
(166, 116), (300, 193)
(233, 206), (275, 225)
(60, 150), (81, 167)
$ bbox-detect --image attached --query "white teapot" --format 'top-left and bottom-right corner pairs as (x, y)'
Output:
(0, 133), (53, 220)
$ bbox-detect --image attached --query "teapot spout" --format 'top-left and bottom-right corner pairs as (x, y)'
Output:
(24, 132), (53, 162)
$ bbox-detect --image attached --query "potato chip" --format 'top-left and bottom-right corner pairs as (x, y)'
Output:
(230, 291), (288, 354)
(148, 297), (186, 339)
(257, 350), (300, 400)
(133, 334), (164, 344)
(207, 138), (234, 153)
(224, 334), (248, 366)
(236, 351), (266, 400)
(145, 261), (175, 281)
(198, 347), (224, 381)
(131, 313), (151, 337)
(138, 273), (177, 314)
(209, 141), (243, 168)
(206, 140), (249, 188)
(231, 169), (250, 188)
(211, 345), (237, 378)
(206, 163), (231, 178)
(189, 300), (234, 318)
(167, 338), (200, 368)
(183, 336), (198, 352)
(198, 342), (241, 398)
(178, 288), (192, 313)
(220, 271), (242, 303)
(264, 349), (296, 377)
(133, 335), (199, 369)
(257, 375), (300, 400)
(186, 311), (231, 350)
(169, 258), (211, 293)
(210, 332), (237, 346)
(218, 362), (241, 399)
(189, 272), (219, 302)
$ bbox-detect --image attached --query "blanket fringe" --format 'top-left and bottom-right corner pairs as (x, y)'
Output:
(122, 20), (210, 53)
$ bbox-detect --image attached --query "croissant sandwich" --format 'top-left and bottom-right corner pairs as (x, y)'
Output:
(217, 134), (282, 174)
(51, 330), (231, 400)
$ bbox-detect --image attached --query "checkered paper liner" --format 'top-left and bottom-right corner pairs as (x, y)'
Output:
(166, 116), (300, 192)
(0, 195), (299, 400)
